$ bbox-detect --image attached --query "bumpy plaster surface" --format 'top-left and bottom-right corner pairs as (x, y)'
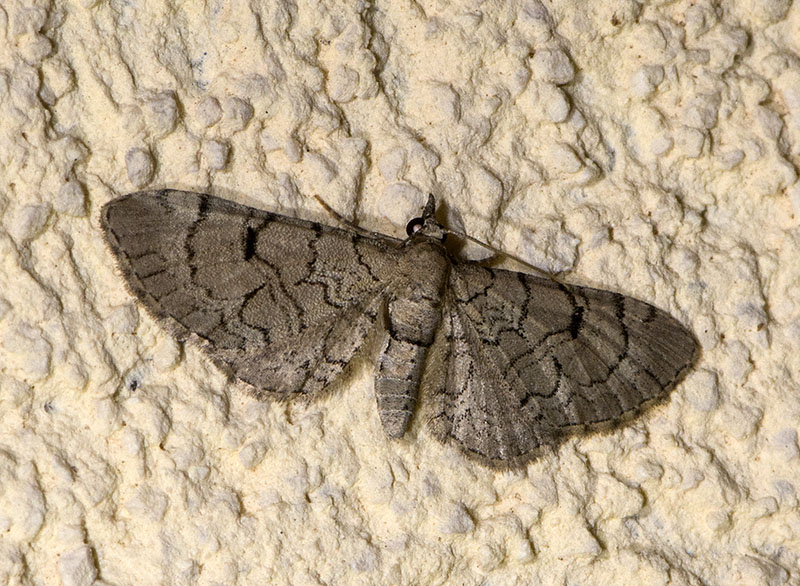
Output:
(0, 1), (798, 585)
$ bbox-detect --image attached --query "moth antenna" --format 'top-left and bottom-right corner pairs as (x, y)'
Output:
(445, 228), (560, 283)
(313, 194), (376, 238)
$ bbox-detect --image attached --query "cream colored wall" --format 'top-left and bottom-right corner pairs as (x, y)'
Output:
(0, 0), (798, 584)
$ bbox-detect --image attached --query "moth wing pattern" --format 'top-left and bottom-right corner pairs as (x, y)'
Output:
(427, 263), (699, 467)
(102, 189), (699, 468)
(101, 189), (403, 397)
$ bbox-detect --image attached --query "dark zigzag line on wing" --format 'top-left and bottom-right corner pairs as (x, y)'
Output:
(448, 272), (552, 456)
(184, 192), (211, 284)
(237, 283), (270, 346)
(513, 301), (641, 414)
(352, 233), (389, 284)
(549, 302), (671, 422)
(507, 289), (627, 392)
(462, 273), (583, 368)
(300, 292), (384, 392)
(450, 302), (546, 459)
(305, 226), (361, 310)
(250, 251), (306, 329)
(500, 301), (632, 414)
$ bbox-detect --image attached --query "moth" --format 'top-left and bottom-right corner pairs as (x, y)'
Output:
(101, 190), (698, 468)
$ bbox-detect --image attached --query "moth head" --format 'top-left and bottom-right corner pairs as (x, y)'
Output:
(406, 194), (447, 242)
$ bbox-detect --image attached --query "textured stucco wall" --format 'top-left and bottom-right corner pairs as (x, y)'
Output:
(1, 1), (799, 585)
